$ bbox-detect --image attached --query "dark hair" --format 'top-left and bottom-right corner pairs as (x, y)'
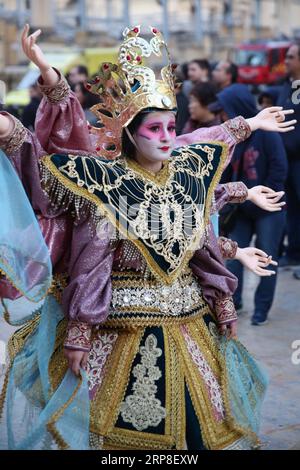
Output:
(258, 91), (274, 106)
(121, 108), (176, 158)
(180, 62), (189, 81)
(225, 62), (238, 84)
(76, 65), (89, 76)
(75, 82), (100, 109)
(190, 82), (217, 107)
(190, 59), (211, 72)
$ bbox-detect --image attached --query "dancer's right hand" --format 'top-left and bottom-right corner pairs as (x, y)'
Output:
(21, 24), (58, 86)
(64, 348), (89, 377)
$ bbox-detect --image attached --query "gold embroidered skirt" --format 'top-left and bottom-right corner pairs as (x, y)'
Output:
(4, 270), (259, 450)
(45, 270), (258, 450)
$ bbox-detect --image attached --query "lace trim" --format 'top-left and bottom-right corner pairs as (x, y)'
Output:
(218, 236), (238, 259)
(180, 324), (225, 421)
(87, 332), (118, 398)
(119, 333), (167, 431)
(214, 297), (238, 325)
(0, 115), (27, 154)
(64, 320), (92, 352)
(38, 68), (70, 104)
(222, 116), (251, 143)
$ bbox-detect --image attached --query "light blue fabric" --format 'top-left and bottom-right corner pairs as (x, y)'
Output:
(0, 151), (89, 449)
(0, 150), (52, 303)
(219, 337), (269, 436)
(210, 213), (219, 237)
(4, 295), (90, 450)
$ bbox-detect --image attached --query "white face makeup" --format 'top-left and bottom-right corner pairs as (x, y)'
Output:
(133, 111), (177, 164)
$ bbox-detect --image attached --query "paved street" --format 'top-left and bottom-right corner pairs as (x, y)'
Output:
(237, 266), (300, 450)
(0, 266), (299, 450)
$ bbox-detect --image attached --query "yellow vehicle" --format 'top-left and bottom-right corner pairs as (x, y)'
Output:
(5, 47), (118, 107)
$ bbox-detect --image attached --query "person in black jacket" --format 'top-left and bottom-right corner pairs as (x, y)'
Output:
(277, 42), (300, 276)
(21, 82), (42, 131)
(216, 84), (288, 325)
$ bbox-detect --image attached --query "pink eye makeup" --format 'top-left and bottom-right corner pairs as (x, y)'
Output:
(137, 120), (176, 140)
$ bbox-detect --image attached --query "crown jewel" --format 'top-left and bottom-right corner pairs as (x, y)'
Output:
(86, 26), (177, 159)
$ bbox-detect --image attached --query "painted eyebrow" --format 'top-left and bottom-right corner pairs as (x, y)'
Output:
(144, 121), (176, 126)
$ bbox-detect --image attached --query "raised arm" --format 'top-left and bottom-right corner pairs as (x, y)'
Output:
(21, 24), (95, 155)
(0, 111), (67, 220)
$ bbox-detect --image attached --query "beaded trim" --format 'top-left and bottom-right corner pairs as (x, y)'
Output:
(214, 297), (237, 325)
(38, 68), (70, 104)
(222, 116), (251, 144)
(0, 115), (27, 154)
(217, 236), (238, 260)
(64, 320), (92, 352)
(108, 268), (205, 320)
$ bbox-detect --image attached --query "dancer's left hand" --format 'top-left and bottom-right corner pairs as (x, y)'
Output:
(247, 185), (285, 212)
(247, 106), (296, 133)
(235, 247), (277, 276)
(219, 320), (237, 339)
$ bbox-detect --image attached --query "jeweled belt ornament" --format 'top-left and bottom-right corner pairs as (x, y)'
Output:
(110, 274), (204, 317)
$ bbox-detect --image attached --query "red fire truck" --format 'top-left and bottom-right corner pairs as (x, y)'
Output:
(235, 40), (291, 85)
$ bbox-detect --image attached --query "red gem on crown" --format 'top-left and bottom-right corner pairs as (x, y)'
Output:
(126, 55), (131, 61)
(85, 83), (91, 90)
(96, 146), (101, 152)
(133, 27), (139, 33)
(103, 63), (109, 70)
(152, 28), (158, 34)
(136, 56), (141, 62)
(95, 76), (100, 83)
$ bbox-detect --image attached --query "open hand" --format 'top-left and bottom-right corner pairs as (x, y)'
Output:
(21, 24), (50, 73)
(247, 185), (285, 212)
(235, 246), (277, 276)
(248, 106), (296, 133)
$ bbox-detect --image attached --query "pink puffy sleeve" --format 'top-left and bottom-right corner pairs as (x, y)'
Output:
(175, 116), (251, 170)
(189, 223), (238, 325)
(213, 181), (248, 214)
(35, 68), (96, 156)
(63, 219), (115, 352)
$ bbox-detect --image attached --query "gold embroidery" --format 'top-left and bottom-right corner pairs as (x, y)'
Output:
(168, 316), (247, 450)
(126, 157), (170, 186)
(110, 270), (205, 317)
(89, 328), (144, 435)
(0, 115), (27, 154)
(40, 140), (227, 285)
(46, 376), (83, 450)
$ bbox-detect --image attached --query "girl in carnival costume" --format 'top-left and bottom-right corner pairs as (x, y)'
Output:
(0, 25), (295, 450)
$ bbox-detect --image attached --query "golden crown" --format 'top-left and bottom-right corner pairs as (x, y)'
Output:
(86, 25), (178, 159)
